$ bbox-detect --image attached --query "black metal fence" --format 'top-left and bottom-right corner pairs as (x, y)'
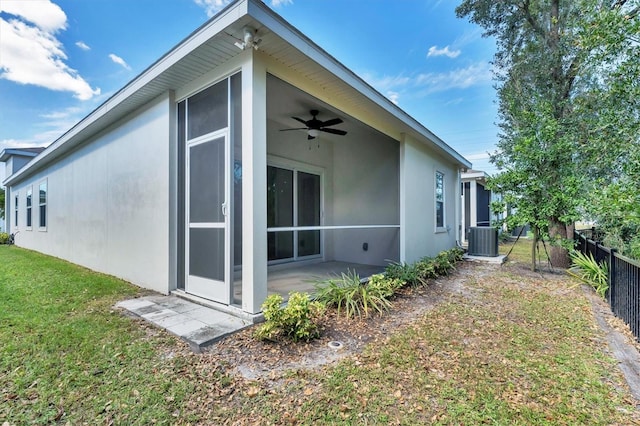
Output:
(574, 229), (640, 341)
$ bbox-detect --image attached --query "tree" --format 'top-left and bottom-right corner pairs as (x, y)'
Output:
(457, 0), (640, 269)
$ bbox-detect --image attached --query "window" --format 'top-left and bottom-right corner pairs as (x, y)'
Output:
(26, 187), (32, 229)
(39, 181), (47, 229)
(435, 171), (445, 229)
(267, 164), (321, 261)
(14, 194), (18, 227)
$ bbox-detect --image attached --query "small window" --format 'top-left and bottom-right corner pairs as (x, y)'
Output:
(39, 181), (47, 229)
(26, 187), (32, 229)
(435, 171), (445, 229)
(14, 194), (18, 227)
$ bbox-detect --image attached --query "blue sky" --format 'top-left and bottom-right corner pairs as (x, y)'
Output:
(0, 0), (499, 181)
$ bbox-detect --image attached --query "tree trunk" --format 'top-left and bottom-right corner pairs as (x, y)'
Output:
(549, 219), (571, 268)
(531, 227), (539, 272)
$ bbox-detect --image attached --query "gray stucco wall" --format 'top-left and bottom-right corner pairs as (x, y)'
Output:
(9, 94), (173, 294)
(401, 136), (458, 263)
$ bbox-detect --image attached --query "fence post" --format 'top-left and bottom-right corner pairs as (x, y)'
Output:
(609, 248), (617, 310)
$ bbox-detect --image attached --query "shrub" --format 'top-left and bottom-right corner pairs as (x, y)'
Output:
(254, 292), (324, 342)
(0, 233), (9, 244)
(314, 270), (398, 319)
(568, 251), (609, 298)
(383, 261), (417, 287)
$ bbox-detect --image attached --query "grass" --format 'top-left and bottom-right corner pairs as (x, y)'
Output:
(2, 241), (638, 424)
(0, 246), (199, 424)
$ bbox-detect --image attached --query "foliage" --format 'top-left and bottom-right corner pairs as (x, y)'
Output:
(383, 261), (418, 287)
(384, 248), (465, 288)
(568, 250), (609, 298)
(255, 292), (324, 342)
(314, 271), (399, 319)
(457, 0), (640, 269)
(0, 232), (8, 244)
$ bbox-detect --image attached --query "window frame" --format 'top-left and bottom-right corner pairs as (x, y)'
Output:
(266, 156), (324, 264)
(26, 186), (33, 230)
(435, 170), (446, 232)
(14, 193), (18, 229)
(38, 180), (47, 231)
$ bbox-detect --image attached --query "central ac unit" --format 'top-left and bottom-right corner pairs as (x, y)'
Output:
(468, 227), (499, 257)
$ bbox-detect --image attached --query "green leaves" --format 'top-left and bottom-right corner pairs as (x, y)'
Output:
(459, 0), (640, 267)
(254, 292), (325, 342)
(568, 251), (609, 298)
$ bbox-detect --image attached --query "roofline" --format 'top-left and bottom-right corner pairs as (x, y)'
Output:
(5, 0), (470, 186)
(0, 148), (45, 163)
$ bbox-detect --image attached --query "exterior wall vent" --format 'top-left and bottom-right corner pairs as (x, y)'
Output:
(468, 227), (499, 257)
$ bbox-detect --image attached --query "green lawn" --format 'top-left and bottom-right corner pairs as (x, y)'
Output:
(0, 246), (197, 424)
(1, 243), (638, 424)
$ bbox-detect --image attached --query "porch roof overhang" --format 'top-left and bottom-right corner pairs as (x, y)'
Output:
(3, 0), (471, 187)
(462, 169), (489, 185)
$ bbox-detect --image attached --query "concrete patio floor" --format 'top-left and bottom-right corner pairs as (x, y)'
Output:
(116, 295), (251, 352)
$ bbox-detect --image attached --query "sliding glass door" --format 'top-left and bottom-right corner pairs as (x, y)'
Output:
(267, 165), (321, 262)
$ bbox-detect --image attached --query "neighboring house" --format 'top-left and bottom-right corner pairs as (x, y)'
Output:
(2, 0), (471, 318)
(0, 147), (46, 233)
(461, 169), (502, 244)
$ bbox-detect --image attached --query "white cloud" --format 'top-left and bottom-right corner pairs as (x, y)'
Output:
(194, 0), (231, 17)
(363, 62), (493, 100)
(0, 0), (66, 32)
(0, 106), (86, 153)
(415, 62), (493, 92)
(386, 91), (400, 105)
(465, 152), (491, 161)
(271, 0), (293, 6)
(109, 53), (131, 70)
(427, 45), (461, 59)
(194, 0), (291, 16)
(0, 1), (100, 100)
(76, 41), (90, 51)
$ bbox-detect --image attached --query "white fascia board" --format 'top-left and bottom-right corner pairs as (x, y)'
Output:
(4, 0), (250, 187)
(247, 0), (471, 169)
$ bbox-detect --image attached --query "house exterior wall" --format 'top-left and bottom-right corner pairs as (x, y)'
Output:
(9, 94), (173, 294)
(331, 132), (399, 265)
(400, 134), (459, 263)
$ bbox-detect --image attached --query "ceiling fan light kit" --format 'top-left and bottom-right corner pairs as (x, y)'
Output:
(280, 109), (347, 140)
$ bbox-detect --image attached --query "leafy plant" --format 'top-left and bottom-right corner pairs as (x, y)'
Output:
(255, 292), (324, 342)
(383, 261), (417, 287)
(314, 271), (398, 319)
(0, 232), (9, 244)
(568, 251), (609, 298)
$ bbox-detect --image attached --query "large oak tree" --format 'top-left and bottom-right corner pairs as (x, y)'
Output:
(457, 0), (639, 268)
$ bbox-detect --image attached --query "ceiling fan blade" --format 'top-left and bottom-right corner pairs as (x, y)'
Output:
(292, 116), (308, 126)
(321, 118), (343, 127)
(320, 127), (347, 136)
(280, 127), (308, 131)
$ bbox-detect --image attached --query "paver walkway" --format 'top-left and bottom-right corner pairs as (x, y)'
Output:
(116, 295), (250, 352)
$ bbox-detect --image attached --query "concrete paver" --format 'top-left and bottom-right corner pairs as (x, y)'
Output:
(116, 295), (251, 352)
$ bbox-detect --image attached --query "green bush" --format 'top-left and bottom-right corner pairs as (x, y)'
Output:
(0, 233), (9, 244)
(314, 270), (398, 319)
(568, 251), (609, 298)
(254, 292), (324, 342)
(383, 261), (418, 287)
